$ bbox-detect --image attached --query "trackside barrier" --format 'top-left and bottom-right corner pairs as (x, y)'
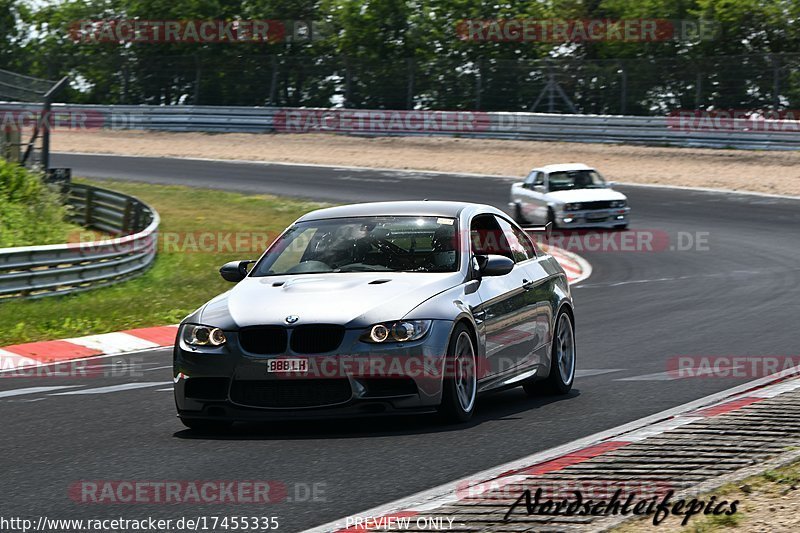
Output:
(0, 184), (159, 299)
(2, 102), (800, 149)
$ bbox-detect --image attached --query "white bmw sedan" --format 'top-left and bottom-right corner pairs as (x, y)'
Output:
(510, 163), (630, 230)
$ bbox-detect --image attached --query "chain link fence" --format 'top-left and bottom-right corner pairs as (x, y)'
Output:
(101, 53), (800, 115)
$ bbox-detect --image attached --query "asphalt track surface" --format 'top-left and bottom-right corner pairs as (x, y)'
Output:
(2, 152), (799, 531)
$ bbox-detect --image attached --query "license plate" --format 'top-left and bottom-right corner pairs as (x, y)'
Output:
(266, 358), (308, 373)
(587, 214), (607, 221)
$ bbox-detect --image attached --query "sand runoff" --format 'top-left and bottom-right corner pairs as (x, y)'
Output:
(53, 130), (800, 196)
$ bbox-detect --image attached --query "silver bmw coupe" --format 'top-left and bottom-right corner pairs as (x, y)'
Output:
(174, 201), (576, 430)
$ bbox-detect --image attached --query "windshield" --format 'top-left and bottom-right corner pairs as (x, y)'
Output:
(548, 170), (607, 192)
(251, 216), (459, 276)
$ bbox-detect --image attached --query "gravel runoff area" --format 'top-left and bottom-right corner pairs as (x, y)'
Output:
(53, 130), (800, 197)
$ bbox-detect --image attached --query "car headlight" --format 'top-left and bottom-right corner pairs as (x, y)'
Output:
(182, 324), (227, 347)
(564, 203), (582, 211)
(610, 200), (627, 208)
(361, 320), (432, 343)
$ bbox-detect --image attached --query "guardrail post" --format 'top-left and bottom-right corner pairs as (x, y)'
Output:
(132, 202), (142, 232)
(122, 199), (133, 233)
(84, 187), (94, 228)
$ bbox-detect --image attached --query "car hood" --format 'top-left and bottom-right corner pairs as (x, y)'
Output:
(199, 272), (464, 329)
(547, 188), (626, 203)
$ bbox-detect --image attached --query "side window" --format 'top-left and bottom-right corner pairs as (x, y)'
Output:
(523, 171), (536, 188)
(524, 171), (544, 189)
(514, 225), (538, 259)
(495, 217), (534, 263)
(470, 214), (513, 260)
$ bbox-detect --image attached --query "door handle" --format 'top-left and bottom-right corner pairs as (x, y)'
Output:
(522, 278), (535, 290)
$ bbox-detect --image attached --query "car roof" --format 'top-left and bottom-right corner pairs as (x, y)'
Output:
(533, 163), (594, 173)
(296, 201), (505, 222)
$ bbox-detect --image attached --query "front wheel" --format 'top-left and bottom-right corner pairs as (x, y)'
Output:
(547, 207), (558, 229)
(438, 324), (477, 423)
(513, 203), (526, 224)
(524, 310), (576, 396)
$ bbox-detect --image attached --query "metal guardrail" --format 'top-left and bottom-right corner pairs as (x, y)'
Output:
(0, 184), (159, 300)
(2, 102), (800, 149)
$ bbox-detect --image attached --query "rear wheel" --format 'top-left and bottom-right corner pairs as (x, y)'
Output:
(438, 324), (477, 423)
(523, 310), (575, 396)
(179, 417), (233, 433)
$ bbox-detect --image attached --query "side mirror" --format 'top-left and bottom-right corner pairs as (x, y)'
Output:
(220, 260), (254, 282)
(475, 254), (514, 277)
(606, 181), (616, 188)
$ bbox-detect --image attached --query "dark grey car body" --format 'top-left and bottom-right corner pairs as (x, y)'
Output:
(174, 201), (574, 422)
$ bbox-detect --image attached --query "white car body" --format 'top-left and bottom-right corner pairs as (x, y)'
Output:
(509, 163), (630, 229)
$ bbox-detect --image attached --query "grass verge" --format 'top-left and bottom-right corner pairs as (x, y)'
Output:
(614, 456), (800, 532)
(0, 160), (75, 247)
(0, 178), (325, 345)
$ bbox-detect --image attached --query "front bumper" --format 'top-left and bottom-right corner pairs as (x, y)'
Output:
(557, 207), (630, 228)
(174, 320), (453, 421)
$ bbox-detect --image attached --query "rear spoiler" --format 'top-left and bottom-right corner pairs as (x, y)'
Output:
(520, 222), (553, 243)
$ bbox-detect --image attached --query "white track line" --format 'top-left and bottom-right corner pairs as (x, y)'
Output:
(575, 368), (624, 378)
(49, 381), (170, 395)
(0, 386), (84, 398)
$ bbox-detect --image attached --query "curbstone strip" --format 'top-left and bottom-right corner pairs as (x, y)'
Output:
(0, 326), (178, 373)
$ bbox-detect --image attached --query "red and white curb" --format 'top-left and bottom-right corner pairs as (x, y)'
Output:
(0, 326), (177, 373)
(545, 244), (592, 285)
(304, 365), (800, 533)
